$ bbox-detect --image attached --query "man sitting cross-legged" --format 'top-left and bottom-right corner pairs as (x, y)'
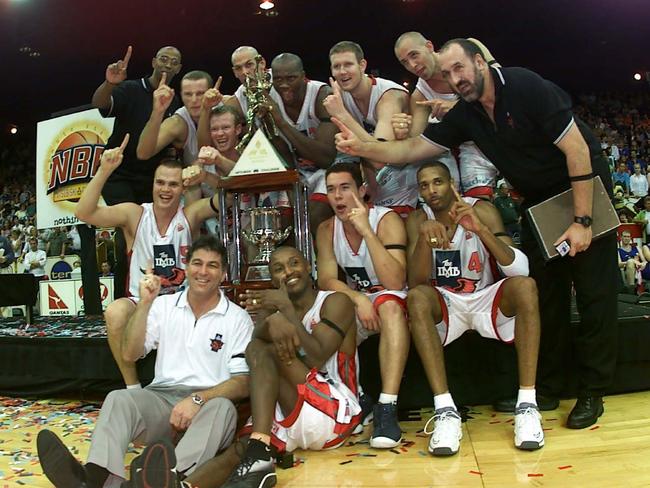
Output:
(406, 162), (544, 455)
(36, 236), (254, 487)
(133, 246), (361, 488)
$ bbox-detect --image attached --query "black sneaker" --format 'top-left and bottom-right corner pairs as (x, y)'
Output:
(352, 393), (375, 434)
(132, 438), (180, 488)
(370, 403), (402, 449)
(37, 429), (87, 488)
(222, 457), (276, 488)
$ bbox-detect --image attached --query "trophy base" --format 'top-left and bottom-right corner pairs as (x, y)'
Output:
(244, 264), (271, 282)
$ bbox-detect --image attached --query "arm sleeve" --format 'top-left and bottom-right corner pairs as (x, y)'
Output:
(227, 312), (254, 376)
(102, 81), (131, 118)
(142, 298), (163, 356)
(420, 106), (469, 150)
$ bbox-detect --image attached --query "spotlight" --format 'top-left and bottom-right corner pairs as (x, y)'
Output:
(10, 126), (18, 135)
(260, 0), (274, 9)
(634, 73), (642, 81)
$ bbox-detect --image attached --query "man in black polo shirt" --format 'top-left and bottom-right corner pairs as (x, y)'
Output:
(91, 45), (182, 297)
(333, 38), (616, 430)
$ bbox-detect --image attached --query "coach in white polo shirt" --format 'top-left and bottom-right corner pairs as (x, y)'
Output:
(37, 235), (254, 488)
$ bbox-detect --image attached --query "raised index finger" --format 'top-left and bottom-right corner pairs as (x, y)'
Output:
(330, 116), (350, 135)
(122, 45), (132, 67)
(450, 184), (463, 202)
(214, 76), (222, 91)
(119, 133), (130, 152)
(329, 77), (342, 96)
(350, 191), (364, 208)
(159, 71), (167, 87)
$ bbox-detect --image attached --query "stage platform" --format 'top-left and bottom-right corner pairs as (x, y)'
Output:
(1, 297), (650, 405)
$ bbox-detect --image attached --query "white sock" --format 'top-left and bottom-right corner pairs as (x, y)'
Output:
(516, 388), (537, 407)
(433, 393), (456, 411)
(126, 383), (142, 390)
(378, 393), (398, 405)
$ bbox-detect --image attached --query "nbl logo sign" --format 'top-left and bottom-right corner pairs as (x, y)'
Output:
(47, 130), (106, 202)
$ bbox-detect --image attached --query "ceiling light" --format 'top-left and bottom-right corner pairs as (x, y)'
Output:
(634, 73), (642, 81)
(260, 0), (274, 9)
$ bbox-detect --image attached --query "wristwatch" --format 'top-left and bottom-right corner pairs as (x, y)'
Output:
(574, 215), (593, 228)
(191, 393), (205, 407)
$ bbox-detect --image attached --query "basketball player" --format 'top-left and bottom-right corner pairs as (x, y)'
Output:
(406, 162), (543, 455)
(75, 135), (221, 389)
(316, 162), (409, 449)
(323, 41), (415, 217)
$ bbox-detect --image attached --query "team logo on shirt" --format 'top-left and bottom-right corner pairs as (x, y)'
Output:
(434, 250), (478, 293)
(139, 244), (186, 295)
(344, 267), (372, 292)
(210, 333), (224, 352)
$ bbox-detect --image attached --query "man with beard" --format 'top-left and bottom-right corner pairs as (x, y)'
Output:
(406, 162), (543, 455)
(75, 136), (222, 390)
(333, 38), (617, 430)
(392, 32), (499, 198)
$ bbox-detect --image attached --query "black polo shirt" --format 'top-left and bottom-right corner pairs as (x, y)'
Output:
(101, 77), (181, 180)
(421, 67), (609, 206)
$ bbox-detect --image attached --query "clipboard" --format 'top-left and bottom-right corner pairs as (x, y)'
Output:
(525, 176), (619, 261)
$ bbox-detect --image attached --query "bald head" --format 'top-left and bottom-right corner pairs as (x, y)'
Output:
(394, 31), (428, 50)
(156, 46), (181, 59)
(271, 53), (304, 72)
(231, 46), (259, 64)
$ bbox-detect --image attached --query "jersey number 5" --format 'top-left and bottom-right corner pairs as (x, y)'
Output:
(468, 251), (482, 273)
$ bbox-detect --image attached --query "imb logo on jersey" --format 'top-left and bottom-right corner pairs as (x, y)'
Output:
(153, 244), (177, 275)
(435, 251), (462, 288)
(344, 267), (372, 292)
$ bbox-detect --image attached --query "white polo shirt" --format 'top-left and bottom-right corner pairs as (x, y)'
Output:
(144, 289), (254, 389)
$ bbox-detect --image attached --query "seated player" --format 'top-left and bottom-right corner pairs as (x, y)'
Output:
(316, 162), (410, 449)
(406, 162), (544, 455)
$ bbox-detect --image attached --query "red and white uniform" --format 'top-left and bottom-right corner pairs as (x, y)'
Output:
(341, 77), (418, 214)
(332, 206), (407, 341)
(127, 203), (191, 300)
(416, 78), (498, 197)
(422, 199), (514, 346)
(270, 80), (329, 198)
(244, 291), (362, 452)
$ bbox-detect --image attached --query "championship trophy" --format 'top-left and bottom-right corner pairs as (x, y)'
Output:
(215, 61), (311, 293)
(242, 207), (292, 281)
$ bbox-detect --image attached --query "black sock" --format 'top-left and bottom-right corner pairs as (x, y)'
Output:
(245, 438), (272, 462)
(85, 462), (109, 488)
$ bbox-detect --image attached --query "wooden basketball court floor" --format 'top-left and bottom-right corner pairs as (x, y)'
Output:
(1, 391), (649, 487)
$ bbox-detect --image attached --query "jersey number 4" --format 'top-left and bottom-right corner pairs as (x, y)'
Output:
(468, 252), (482, 273)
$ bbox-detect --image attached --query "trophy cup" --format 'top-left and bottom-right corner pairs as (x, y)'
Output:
(242, 207), (292, 281)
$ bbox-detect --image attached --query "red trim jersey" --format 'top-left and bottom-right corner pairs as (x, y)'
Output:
(423, 198), (500, 294)
(332, 206), (403, 293)
(127, 203), (191, 299)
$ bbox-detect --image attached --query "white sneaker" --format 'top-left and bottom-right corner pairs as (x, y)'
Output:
(424, 407), (462, 456)
(514, 402), (545, 450)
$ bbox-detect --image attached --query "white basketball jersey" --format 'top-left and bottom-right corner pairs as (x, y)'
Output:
(341, 76), (407, 131)
(303, 291), (360, 396)
(423, 199), (499, 293)
(373, 163), (424, 209)
(416, 78), (497, 191)
(332, 206), (398, 292)
(270, 80), (328, 192)
(128, 203), (192, 298)
(174, 106), (199, 166)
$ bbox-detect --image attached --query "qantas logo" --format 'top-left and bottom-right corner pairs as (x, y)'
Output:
(48, 285), (69, 310)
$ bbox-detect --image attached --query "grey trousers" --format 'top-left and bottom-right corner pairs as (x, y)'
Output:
(86, 386), (237, 487)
